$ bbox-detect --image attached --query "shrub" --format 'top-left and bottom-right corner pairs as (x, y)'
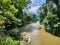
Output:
(0, 36), (20, 45)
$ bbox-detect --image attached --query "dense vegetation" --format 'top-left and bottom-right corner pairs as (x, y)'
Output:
(39, 0), (60, 36)
(0, 0), (38, 45)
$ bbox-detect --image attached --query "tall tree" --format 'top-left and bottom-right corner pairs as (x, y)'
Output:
(39, 0), (60, 36)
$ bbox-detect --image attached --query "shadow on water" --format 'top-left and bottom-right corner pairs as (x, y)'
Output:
(19, 22), (41, 45)
(19, 23), (60, 45)
(18, 24), (39, 33)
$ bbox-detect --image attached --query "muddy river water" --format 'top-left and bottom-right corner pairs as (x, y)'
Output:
(20, 21), (41, 45)
(20, 21), (60, 45)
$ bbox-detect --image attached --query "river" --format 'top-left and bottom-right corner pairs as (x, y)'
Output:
(20, 21), (60, 45)
(20, 21), (41, 45)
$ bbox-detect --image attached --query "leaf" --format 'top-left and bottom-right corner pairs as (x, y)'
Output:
(2, 0), (9, 3)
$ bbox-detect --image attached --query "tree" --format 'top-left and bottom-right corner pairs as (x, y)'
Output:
(39, 0), (60, 36)
(0, 0), (31, 39)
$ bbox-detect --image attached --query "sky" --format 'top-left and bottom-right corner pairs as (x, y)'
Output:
(28, 0), (46, 15)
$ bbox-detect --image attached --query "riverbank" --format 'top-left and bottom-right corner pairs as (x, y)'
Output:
(38, 26), (60, 45)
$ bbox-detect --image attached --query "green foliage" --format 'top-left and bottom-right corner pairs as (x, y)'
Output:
(11, 0), (27, 8)
(20, 12), (38, 26)
(8, 28), (20, 39)
(27, 13), (38, 23)
(39, 0), (60, 37)
(0, 0), (30, 43)
(0, 0), (38, 43)
(0, 36), (19, 45)
(0, 0), (22, 30)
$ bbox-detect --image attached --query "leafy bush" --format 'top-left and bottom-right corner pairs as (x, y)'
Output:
(0, 36), (19, 45)
(8, 28), (20, 39)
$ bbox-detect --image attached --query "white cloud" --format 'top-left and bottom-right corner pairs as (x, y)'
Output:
(27, 0), (45, 15)
(28, 6), (40, 13)
(31, 0), (34, 2)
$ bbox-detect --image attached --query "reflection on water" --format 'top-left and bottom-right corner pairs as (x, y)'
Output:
(20, 41), (28, 45)
(20, 30), (40, 45)
(20, 21), (41, 45)
(20, 21), (60, 45)
(29, 30), (40, 45)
